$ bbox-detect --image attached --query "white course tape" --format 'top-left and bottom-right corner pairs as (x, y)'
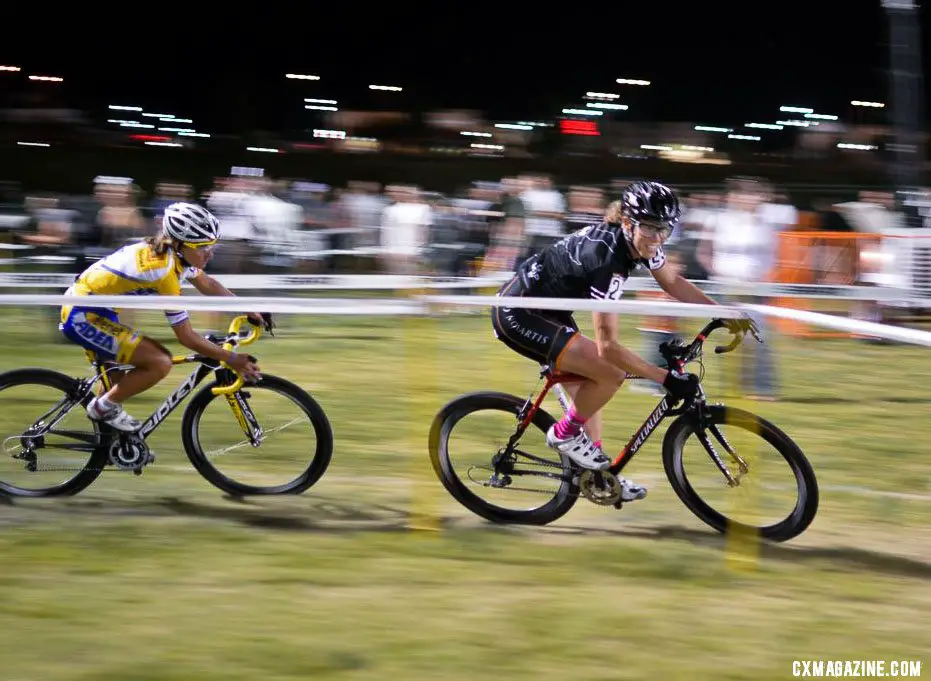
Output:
(0, 271), (922, 303)
(0, 294), (427, 315)
(0, 292), (742, 320)
(1, 292), (929, 347)
(747, 303), (931, 347)
(0, 272), (513, 291)
(420, 294), (747, 319)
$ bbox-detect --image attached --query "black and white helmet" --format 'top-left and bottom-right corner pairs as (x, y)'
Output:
(162, 202), (220, 244)
(621, 181), (682, 226)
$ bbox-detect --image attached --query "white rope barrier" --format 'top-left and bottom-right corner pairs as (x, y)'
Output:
(0, 271), (922, 302)
(420, 294), (747, 320)
(747, 304), (931, 347)
(0, 294), (426, 316)
(0, 272), (511, 291)
(1, 290), (930, 346)
(0, 293), (742, 319)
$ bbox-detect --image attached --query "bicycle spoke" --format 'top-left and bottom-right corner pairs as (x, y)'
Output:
(201, 417), (304, 460)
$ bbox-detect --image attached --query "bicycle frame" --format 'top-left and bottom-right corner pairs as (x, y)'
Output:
(79, 315), (264, 444)
(135, 361), (218, 439)
(513, 318), (738, 476)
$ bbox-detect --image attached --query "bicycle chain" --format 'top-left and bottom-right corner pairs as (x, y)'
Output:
(470, 457), (579, 497)
(16, 461), (139, 473)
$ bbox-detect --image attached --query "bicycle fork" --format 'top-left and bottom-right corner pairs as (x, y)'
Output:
(694, 401), (749, 486)
(217, 371), (263, 447)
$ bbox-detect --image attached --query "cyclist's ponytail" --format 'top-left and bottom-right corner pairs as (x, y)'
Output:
(604, 200), (624, 225)
(144, 234), (175, 256)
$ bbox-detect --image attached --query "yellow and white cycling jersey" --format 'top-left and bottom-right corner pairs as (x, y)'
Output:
(59, 241), (202, 363)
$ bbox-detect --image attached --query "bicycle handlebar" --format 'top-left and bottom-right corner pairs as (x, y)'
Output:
(211, 315), (263, 396)
(661, 316), (760, 370)
(714, 334), (743, 355)
(690, 317), (743, 355)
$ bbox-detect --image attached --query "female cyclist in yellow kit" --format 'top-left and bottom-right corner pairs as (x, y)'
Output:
(59, 202), (270, 432)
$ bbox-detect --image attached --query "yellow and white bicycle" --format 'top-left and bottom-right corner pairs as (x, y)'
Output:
(0, 315), (333, 498)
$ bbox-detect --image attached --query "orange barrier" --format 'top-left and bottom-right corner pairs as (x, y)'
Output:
(770, 228), (882, 338)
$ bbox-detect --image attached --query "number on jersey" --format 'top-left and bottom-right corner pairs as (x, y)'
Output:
(606, 273), (624, 300)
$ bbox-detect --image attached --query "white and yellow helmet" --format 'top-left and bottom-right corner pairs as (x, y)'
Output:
(162, 202), (220, 244)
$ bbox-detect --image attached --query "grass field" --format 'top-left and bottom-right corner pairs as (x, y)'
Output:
(0, 306), (928, 680)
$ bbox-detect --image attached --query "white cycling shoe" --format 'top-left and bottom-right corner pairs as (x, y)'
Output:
(545, 426), (648, 501)
(86, 398), (142, 432)
(545, 425), (611, 470)
(616, 478), (648, 501)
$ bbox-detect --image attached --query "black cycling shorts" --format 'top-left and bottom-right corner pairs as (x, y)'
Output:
(490, 276), (579, 368)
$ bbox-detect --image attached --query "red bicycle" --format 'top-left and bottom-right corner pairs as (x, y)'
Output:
(429, 318), (819, 542)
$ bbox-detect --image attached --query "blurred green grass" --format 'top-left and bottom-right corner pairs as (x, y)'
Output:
(0, 306), (928, 681)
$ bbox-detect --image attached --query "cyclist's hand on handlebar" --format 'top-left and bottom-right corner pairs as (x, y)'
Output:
(724, 316), (763, 343)
(227, 351), (262, 382)
(247, 312), (276, 335)
(662, 370), (700, 402)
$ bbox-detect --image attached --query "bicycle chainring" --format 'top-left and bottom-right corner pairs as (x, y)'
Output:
(108, 435), (153, 470)
(578, 470), (622, 505)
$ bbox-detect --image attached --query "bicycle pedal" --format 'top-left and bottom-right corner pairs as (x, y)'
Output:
(132, 454), (155, 476)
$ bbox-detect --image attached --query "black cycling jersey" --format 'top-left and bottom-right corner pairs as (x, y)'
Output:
(515, 221), (666, 300)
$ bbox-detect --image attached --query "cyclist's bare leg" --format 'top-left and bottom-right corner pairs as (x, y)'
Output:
(545, 334), (625, 461)
(564, 383), (603, 444)
(556, 334), (626, 424)
(86, 338), (172, 431)
(552, 335), (647, 495)
(106, 338), (173, 404)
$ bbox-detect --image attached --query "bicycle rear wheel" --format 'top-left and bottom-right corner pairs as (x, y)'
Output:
(429, 391), (579, 525)
(181, 374), (333, 496)
(0, 368), (106, 497)
(663, 405), (819, 542)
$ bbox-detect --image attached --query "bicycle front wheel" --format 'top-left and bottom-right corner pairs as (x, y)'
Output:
(663, 405), (819, 542)
(181, 374), (333, 496)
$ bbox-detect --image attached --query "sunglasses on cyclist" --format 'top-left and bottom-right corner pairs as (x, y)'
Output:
(632, 220), (674, 241)
(182, 240), (218, 254)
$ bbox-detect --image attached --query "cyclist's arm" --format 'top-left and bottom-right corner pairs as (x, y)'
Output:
(170, 318), (237, 364)
(591, 311), (668, 384)
(651, 262), (716, 306)
(189, 271), (265, 325)
(189, 271), (232, 296)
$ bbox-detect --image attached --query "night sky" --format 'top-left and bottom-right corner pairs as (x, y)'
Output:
(4, 2), (926, 133)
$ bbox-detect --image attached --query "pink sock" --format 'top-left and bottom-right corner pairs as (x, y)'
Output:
(554, 406), (588, 439)
(594, 440), (602, 449)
